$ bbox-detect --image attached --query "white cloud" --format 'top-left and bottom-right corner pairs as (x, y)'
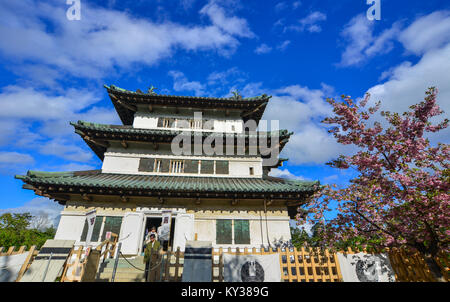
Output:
(398, 10), (450, 56)
(0, 0), (254, 80)
(292, 2), (301, 10)
(0, 152), (34, 165)
(262, 84), (353, 165)
(168, 70), (206, 96)
(0, 197), (64, 228)
(199, 0), (255, 38)
(0, 151), (35, 174)
(277, 40), (291, 51)
(0, 85), (118, 164)
(274, 2), (288, 12)
(338, 14), (401, 67)
(39, 139), (93, 163)
(269, 168), (307, 180)
(286, 11), (327, 33)
(366, 43), (450, 144)
(207, 67), (245, 86)
(254, 43), (272, 54)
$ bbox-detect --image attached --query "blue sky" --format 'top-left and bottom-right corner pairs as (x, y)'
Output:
(0, 0), (449, 226)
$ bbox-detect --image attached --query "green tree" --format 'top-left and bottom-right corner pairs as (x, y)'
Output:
(290, 226), (310, 249)
(0, 212), (56, 249)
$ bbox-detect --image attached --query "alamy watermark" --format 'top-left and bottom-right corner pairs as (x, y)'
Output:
(66, 0), (81, 21)
(366, 0), (381, 21)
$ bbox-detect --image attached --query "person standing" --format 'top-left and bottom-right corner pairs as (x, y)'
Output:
(143, 233), (161, 282)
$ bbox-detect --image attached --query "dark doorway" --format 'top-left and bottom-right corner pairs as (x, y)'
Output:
(143, 217), (176, 252)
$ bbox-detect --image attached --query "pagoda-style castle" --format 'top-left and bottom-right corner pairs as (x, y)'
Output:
(16, 84), (319, 255)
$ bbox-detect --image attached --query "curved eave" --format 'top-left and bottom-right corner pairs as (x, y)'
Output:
(105, 84), (272, 126)
(15, 170), (320, 207)
(71, 120), (293, 160)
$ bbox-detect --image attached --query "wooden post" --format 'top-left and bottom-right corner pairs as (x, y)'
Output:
(15, 246), (36, 282)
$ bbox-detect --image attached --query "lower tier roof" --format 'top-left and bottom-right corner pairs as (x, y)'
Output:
(15, 170), (319, 201)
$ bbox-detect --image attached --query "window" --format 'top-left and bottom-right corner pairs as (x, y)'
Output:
(158, 118), (175, 128)
(216, 220), (232, 244)
(200, 160), (214, 174)
(138, 158), (155, 172)
(160, 159), (170, 172)
(101, 216), (123, 241)
(190, 119), (202, 129)
(138, 158), (230, 175)
(215, 161), (229, 175)
(234, 220), (250, 244)
(80, 216), (104, 242)
(184, 160), (199, 174)
(249, 167), (254, 175)
(216, 219), (250, 245)
(154, 159), (162, 172)
(170, 160), (184, 173)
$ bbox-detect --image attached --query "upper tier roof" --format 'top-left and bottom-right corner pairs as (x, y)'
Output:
(72, 120), (293, 160)
(105, 84), (271, 126)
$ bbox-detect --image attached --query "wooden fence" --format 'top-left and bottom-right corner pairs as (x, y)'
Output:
(2, 243), (447, 282)
(0, 245), (38, 282)
(387, 247), (449, 282)
(158, 246), (448, 282)
(212, 247), (342, 282)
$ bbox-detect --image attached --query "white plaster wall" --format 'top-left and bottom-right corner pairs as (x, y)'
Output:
(102, 155), (140, 174)
(194, 216), (291, 249)
(132, 111), (243, 133)
(194, 220), (215, 242)
(133, 115), (158, 129)
(229, 161), (262, 177)
(54, 213), (86, 242)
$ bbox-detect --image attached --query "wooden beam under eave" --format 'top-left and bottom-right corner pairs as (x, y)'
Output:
(121, 140), (128, 148)
(148, 104), (153, 112)
(231, 198), (238, 206)
(241, 102), (267, 118)
(195, 198), (201, 205)
(116, 99), (137, 112)
(84, 136), (109, 148)
(82, 193), (91, 201)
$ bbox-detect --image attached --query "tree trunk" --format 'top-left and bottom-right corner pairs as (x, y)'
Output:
(423, 254), (446, 282)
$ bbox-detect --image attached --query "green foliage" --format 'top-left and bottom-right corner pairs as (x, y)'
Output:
(0, 212), (56, 249)
(290, 226), (310, 249)
(290, 223), (324, 248)
(291, 223), (382, 251)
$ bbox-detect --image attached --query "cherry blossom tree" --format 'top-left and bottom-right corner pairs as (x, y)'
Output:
(297, 88), (449, 281)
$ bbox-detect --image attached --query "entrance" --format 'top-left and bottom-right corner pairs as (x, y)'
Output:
(142, 217), (176, 252)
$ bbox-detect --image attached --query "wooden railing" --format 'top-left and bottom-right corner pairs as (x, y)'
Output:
(159, 248), (184, 282)
(60, 233), (119, 282)
(0, 245), (38, 282)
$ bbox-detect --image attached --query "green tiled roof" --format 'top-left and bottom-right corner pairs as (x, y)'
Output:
(72, 120), (292, 138)
(105, 84), (270, 102)
(105, 84), (271, 126)
(16, 170), (319, 195)
(72, 120), (293, 160)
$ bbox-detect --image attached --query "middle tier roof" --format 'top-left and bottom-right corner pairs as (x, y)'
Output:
(71, 121), (293, 160)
